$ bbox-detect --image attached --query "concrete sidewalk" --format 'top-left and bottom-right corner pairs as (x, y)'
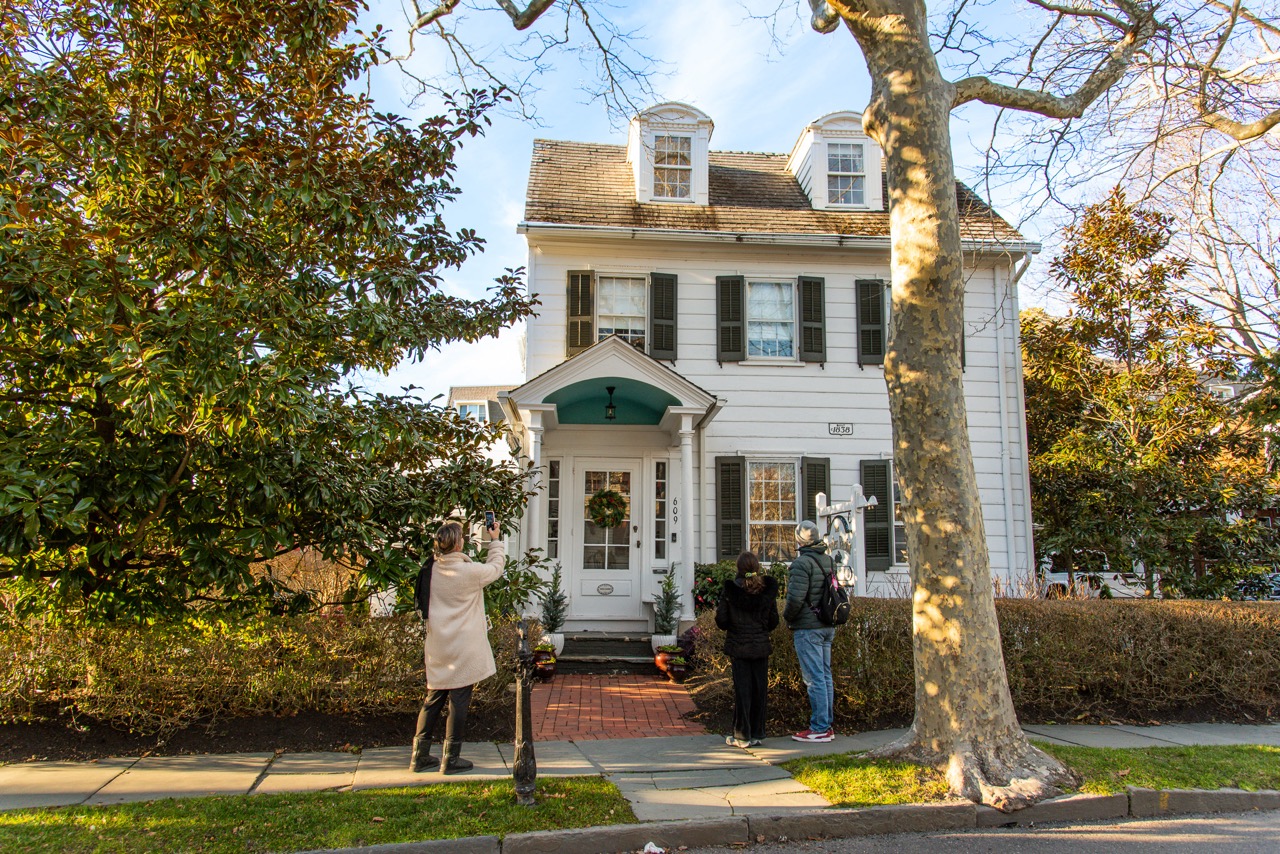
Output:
(2, 722), (1278, 817)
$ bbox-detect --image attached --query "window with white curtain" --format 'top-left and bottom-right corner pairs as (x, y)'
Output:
(597, 275), (647, 348)
(746, 280), (795, 358)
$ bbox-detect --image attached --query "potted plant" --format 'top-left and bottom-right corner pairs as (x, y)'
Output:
(654, 644), (682, 674)
(651, 569), (680, 652)
(533, 642), (557, 681)
(666, 656), (690, 684)
(539, 563), (568, 656)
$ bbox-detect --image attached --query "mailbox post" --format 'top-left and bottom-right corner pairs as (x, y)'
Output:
(513, 618), (538, 806)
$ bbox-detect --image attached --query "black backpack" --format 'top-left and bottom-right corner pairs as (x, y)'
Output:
(414, 556), (435, 618)
(808, 554), (851, 627)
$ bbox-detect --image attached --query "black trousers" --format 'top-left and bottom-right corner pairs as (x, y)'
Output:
(730, 656), (769, 742)
(414, 683), (473, 744)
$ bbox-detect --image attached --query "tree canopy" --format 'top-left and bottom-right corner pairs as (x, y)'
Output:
(1023, 190), (1277, 597)
(0, 0), (537, 620)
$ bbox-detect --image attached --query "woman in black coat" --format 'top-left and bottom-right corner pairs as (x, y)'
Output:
(715, 550), (780, 747)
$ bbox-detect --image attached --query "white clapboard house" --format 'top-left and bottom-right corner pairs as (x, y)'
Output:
(488, 103), (1037, 631)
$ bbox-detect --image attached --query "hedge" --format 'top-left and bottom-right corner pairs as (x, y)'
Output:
(692, 598), (1280, 729)
(0, 613), (528, 735)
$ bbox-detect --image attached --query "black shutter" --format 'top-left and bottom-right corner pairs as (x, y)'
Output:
(856, 279), (886, 367)
(800, 457), (830, 524)
(716, 456), (746, 559)
(486, 400), (504, 423)
(961, 326), (966, 370)
(798, 276), (826, 364)
(860, 460), (892, 571)
(650, 272), (677, 361)
(716, 275), (745, 363)
(566, 270), (595, 356)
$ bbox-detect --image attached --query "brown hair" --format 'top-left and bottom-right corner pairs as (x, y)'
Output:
(736, 550), (765, 594)
(434, 520), (464, 555)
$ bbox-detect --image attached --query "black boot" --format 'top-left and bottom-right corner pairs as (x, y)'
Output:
(440, 740), (473, 774)
(410, 736), (438, 772)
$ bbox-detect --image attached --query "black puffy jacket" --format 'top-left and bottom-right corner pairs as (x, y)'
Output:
(715, 576), (780, 660)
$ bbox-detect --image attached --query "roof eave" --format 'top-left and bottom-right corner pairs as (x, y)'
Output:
(518, 221), (1040, 255)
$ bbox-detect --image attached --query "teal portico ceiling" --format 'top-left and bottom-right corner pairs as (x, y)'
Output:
(544, 377), (680, 425)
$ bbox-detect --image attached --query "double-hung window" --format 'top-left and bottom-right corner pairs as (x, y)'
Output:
(746, 280), (795, 359)
(597, 275), (647, 348)
(653, 135), (692, 200)
(566, 271), (678, 360)
(827, 142), (866, 206)
(715, 456), (830, 562)
(747, 461), (797, 563)
(456, 402), (486, 421)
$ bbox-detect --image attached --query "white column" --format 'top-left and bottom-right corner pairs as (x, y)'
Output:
(679, 414), (695, 617)
(526, 412), (544, 555)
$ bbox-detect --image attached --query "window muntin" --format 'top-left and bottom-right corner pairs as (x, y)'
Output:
(654, 461), (667, 561)
(546, 460), (561, 560)
(748, 461), (798, 563)
(456, 402), (486, 421)
(597, 275), (647, 348)
(747, 280), (795, 358)
(827, 142), (866, 206)
(653, 135), (692, 199)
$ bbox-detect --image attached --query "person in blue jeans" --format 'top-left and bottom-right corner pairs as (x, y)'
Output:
(782, 520), (836, 742)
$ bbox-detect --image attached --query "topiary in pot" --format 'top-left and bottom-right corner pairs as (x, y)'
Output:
(539, 564), (568, 655)
(651, 569), (681, 651)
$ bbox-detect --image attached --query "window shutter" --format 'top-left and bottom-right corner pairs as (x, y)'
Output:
(800, 457), (830, 524)
(486, 401), (504, 423)
(566, 270), (595, 357)
(716, 275), (745, 363)
(860, 460), (892, 571)
(716, 456), (746, 559)
(961, 328), (966, 370)
(856, 279), (886, 367)
(798, 276), (826, 364)
(649, 272), (677, 361)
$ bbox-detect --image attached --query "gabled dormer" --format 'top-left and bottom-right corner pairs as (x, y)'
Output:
(787, 110), (884, 212)
(627, 102), (713, 206)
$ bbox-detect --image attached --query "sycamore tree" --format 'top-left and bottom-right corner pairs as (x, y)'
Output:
(394, 0), (1279, 808)
(0, 0), (538, 621)
(1023, 190), (1276, 598)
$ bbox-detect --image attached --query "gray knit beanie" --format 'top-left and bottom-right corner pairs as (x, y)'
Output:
(795, 520), (821, 547)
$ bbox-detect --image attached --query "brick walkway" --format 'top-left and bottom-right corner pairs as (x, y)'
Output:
(531, 674), (707, 741)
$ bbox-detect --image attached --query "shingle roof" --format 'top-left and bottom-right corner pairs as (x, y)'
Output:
(447, 385), (515, 406)
(523, 140), (1026, 244)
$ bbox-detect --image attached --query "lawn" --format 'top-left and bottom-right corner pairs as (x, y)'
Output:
(784, 743), (1280, 807)
(0, 776), (634, 854)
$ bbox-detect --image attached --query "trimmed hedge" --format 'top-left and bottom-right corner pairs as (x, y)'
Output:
(0, 614), (526, 735)
(693, 598), (1280, 729)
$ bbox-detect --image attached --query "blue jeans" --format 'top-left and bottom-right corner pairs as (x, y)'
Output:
(792, 627), (835, 732)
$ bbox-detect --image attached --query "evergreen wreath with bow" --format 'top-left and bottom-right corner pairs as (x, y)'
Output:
(587, 488), (628, 528)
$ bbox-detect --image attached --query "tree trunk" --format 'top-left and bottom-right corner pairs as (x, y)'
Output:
(842, 4), (1076, 810)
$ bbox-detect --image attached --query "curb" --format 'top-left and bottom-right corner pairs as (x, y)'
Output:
(308, 788), (1280, 854)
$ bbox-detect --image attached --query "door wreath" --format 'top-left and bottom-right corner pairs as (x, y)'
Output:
(588, 488), (628, 528)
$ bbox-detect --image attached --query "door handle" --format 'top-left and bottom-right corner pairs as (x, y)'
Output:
(635, 541), (641, 548)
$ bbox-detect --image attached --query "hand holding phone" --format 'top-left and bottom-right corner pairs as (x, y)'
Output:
(484, 510), (497, 532)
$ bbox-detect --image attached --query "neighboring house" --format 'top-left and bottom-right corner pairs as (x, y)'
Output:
(499, 102), (1038, 632)
(447, 385), (515, 464)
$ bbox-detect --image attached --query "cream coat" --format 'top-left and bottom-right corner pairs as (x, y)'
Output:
(424, 540), (506, 690)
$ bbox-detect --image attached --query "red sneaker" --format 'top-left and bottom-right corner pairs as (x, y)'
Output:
(791, 728), (835, 743)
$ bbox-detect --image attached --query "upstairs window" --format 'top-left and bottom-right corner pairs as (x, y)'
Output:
(653, 135), (692, 199)
(747, 280), (795, 359)
(597, 276), (647, 348)
(827, 142), (866, 206)
(456, 403), (486, 421)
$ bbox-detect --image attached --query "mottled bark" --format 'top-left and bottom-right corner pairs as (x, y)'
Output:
(835, 0), (1076, 810)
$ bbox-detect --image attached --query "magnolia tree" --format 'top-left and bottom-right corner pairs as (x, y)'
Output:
(401, 0), (1278, 809)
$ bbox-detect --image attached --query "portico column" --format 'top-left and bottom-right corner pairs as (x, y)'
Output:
(526, 411), (544, 555)
(679, 414), (695, 617)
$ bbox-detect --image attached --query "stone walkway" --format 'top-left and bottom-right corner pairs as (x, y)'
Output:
(532, 674), (705, 740)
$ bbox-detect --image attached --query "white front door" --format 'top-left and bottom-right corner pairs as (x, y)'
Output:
(575, 461), (643, 619)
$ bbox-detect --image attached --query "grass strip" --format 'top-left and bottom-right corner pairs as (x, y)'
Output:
(0, 776), (633, 854)
(785, 744), (1280, 808)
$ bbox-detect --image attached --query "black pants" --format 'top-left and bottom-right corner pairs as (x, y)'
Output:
(730, 656), (769, 742)
(414, 684), (473, 744)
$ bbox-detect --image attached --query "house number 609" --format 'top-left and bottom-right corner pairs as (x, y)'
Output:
(671, 498), (678, 524)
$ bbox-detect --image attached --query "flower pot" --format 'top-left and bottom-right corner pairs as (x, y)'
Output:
(650, 633), (677, 653)
(543, 632), (565, 657)
(667, 663), (689, 683)
(534, 659), (557, 681)
(654, 650), (676, 674)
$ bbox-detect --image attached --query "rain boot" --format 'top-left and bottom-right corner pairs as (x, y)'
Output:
(410, 736), (437, 773)
(439, 740), (473, 774)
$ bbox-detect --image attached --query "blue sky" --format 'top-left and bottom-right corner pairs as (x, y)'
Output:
(353, 0), (1059, 403)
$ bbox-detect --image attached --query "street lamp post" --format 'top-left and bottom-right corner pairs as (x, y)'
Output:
(513, 618), (538, 806)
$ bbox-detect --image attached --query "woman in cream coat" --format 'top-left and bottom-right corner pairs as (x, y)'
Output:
(411, 518), (505, 774)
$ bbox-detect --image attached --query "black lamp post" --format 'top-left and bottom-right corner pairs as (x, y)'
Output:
(513, 618), (538, 806)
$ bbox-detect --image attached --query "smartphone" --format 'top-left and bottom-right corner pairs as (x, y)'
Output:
(484, 510), (496, 529)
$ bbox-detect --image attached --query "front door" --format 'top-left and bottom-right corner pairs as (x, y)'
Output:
(576, 462), (642, 619)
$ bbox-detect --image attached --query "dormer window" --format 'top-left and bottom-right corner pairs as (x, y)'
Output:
(827, 142), (865, 206)
(653, 135), (692, 199)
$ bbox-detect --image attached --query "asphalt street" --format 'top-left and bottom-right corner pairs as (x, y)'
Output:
(681, 811), (1280, 853)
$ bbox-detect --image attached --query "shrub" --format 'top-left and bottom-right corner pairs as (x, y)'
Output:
(692, 559), (788, 613)
(693, 598), (1280, 732)
(0, 611), (522, 735)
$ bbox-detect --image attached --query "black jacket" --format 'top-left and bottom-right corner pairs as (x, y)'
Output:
(783, 545), (833, 630)
(715, 576), (780, 660)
